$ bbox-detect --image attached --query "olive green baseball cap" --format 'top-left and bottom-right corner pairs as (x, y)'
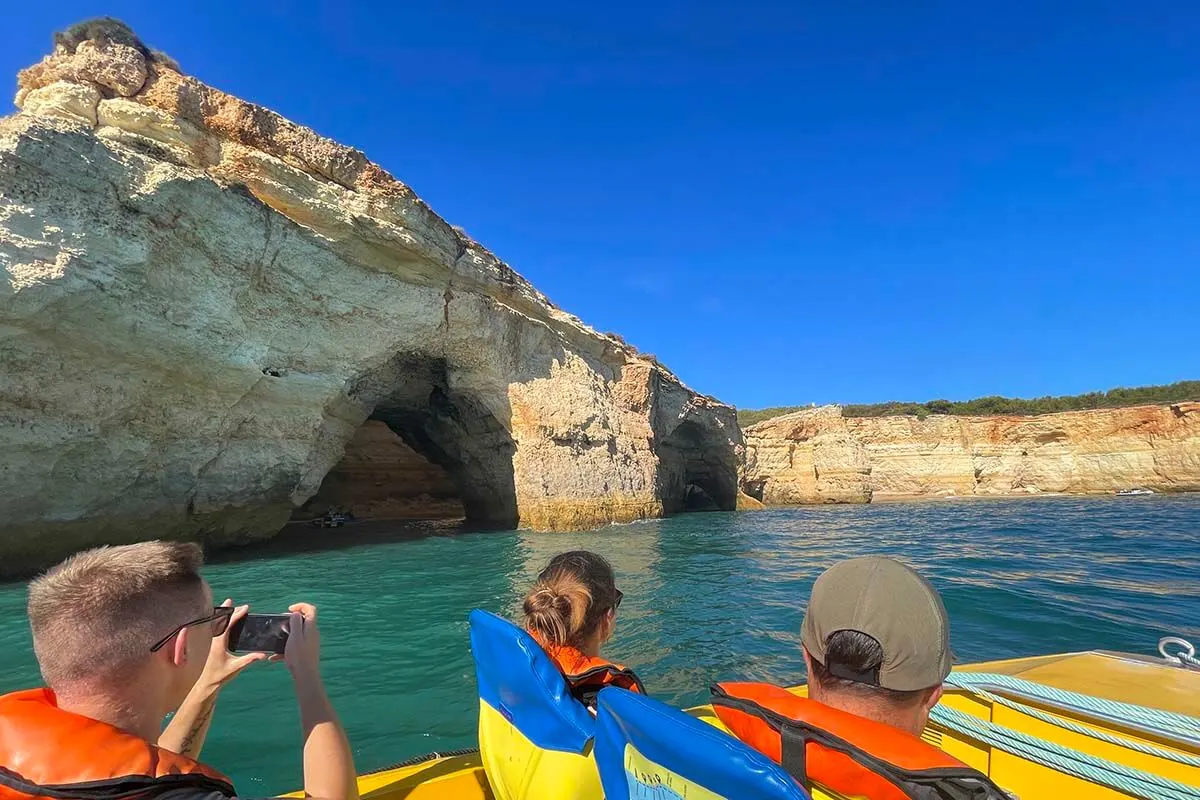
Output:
(801, 556), (953, 691)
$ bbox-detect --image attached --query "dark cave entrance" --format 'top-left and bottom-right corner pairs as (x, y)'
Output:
(742, 478), (767, 502)
(681, 482), (721, 512)
(292, 420), (466, 523)
(658, 419), (738, 515)
(297, 356), (518, 529)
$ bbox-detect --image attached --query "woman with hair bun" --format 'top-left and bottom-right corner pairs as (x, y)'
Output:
(523, 550), (645, 708)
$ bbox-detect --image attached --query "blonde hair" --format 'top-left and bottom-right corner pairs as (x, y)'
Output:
(523, 551), (619, 649)
(28, 541), (208, 689)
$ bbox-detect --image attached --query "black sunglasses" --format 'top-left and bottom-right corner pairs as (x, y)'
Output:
(612, 589), (623, 612)
(150, 606), (233, 653)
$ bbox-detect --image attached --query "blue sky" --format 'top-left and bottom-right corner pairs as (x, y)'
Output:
(3, 2), (1197, 409)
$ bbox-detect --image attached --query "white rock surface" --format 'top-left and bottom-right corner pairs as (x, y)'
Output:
(0, 23), (740, 575)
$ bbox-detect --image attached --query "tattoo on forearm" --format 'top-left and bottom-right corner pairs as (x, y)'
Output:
(178, 698), (216, 755)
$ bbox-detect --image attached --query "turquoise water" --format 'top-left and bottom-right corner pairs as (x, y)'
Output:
(1, 496), (1197, 794)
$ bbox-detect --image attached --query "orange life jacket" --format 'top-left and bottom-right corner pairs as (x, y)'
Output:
(711, 682), (1010, 800)
(0, 688), (236, 800)
(529, 632), (645, 707)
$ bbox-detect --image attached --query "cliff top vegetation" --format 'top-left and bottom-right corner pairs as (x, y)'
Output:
(738, 380), (1200, 428)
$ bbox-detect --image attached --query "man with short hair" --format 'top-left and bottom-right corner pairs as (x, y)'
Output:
(801, 555), (953, 737)
(0, 541), (358, 800)
(712, 555), (1011, 798)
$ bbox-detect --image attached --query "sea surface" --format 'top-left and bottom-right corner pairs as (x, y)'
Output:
(1, 496), (1197, 794)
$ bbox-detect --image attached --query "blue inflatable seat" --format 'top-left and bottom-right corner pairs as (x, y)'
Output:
(468, 608), (603, 800)
(595, 685), (811, 800)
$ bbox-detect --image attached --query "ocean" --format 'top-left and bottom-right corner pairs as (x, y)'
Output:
(0, 495), (1196, 795)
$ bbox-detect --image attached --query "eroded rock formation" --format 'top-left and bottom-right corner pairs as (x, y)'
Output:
(743, 403), (1200, 503)
(292, 421), (464, 522)
(0, 22), (740, 575)
(741, 406), (872, 504)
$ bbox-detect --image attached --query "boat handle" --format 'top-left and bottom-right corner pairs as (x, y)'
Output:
(1158, 636), (1200, 669)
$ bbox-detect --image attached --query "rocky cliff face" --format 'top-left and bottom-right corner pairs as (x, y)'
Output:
(741, 406), (872, 505)
(743, 403), (1200, 504)
(0, 23), (741, 575)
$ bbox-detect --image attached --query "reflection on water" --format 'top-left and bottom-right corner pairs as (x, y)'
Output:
(0, 495), (1196, 794)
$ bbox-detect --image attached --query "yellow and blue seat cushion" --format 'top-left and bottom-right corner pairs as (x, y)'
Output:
(594, 685), (812, 800)
(468, 609), (604, 800)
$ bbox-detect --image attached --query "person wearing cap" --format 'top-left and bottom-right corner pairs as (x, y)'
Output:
(800, 555), (953, 736)
(712, 557), (1011, 799)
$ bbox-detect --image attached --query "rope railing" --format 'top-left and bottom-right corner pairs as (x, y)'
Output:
(930, 705), (1200, 800)
(944, 677), (1200, 768)
(946, 672), (1200, 747)
(933, 668), (1200, 800)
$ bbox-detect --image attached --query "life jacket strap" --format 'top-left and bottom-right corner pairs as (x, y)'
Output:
(0, 767), (235, 800)
(566, 664), (647, 708)
(780, 725), (809, 787)
(711, 686), (1013, 800)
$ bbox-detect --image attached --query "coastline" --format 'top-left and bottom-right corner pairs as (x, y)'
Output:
(768, 489), (1195, 508)
(866, 489), (1187, 504)
(740, 403), (1200, 507)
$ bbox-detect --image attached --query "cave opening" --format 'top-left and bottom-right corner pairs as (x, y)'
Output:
(742, 478), (767, 503)
(658, 419), (738, 515)
(297, 356), (518, 530)
(682, 482), (721, 512)
(292, 420), (466, 523)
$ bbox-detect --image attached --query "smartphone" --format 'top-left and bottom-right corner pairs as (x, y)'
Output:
(227, 613), (290, 655)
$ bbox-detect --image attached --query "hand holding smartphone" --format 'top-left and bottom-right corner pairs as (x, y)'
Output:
(227, 612), (291, 654)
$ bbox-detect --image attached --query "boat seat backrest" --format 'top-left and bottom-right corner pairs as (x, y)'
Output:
(468, 609), (602, 800)
(595, 686), (812, 800)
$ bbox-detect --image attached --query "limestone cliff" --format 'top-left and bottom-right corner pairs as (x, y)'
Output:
(741, 406), (872, 505)
(0, 22), (741, 575)
(743, 403), (1200, 503)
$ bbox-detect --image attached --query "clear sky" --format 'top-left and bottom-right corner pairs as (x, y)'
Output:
(3, 2), (1197, 409)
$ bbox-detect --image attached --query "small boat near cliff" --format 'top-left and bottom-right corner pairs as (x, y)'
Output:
(287, 638), (1200, 800)
(1116, 488), (1156, 496)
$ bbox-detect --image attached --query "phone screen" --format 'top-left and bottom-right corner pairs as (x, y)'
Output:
(228, 613), (290, 654)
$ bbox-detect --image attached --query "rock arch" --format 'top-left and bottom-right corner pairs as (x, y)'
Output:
(336, 354), (518, 529)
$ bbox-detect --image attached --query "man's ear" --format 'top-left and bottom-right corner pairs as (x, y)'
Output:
(924, 682), (945, 711)
(170, 626), (190, 668)
(802, 647), (818, 697)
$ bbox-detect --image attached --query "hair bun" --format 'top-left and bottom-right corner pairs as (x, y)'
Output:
(522, 571), (593, 647)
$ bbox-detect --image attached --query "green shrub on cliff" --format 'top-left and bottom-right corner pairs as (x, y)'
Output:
(738, 380), (1200, 427)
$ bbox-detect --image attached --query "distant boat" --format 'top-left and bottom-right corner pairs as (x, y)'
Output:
(310, 511), (356, 527)
(1116, 488), (1155, 496)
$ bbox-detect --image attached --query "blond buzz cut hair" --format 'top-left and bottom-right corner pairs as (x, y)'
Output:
(28, 540), (209, 690)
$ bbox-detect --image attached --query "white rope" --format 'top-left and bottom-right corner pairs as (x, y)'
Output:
(1160, 637), (1200, 671)
(934, 669), (1200, 800)
(930, 705), (1200, 800)
(946, 672), (1200, 747)
(944, 678), (1200, 768)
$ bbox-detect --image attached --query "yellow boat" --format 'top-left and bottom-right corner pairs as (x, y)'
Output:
(295, 646), (1200, 800)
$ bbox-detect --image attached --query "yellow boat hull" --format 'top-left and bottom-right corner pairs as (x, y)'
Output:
(301, 650), (1199, 800)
